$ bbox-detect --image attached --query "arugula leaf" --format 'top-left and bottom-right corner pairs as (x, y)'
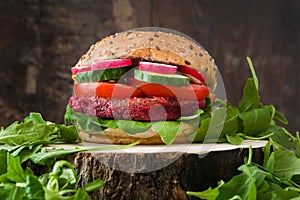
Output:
(220, 104), (240, 136)
(295, 132), (300, 158)
(178, 109), (204, 121)
(266, 150), (300, 181)
(226, 134), (243, 145)
(83, 179), (105, 192)
(0, 121), (53, 146)
(187, 181), (224, 200)
(0, 151), (7, 175)
(29, 141), (139, 166)
(238, 78), (262, 112)
(24, 112), (47, 124)
(0, 183), (25, 200)
(73, 188), (92, 200)
(0, 155), (26, 183)
(116, 120), (152, 134)
(193, 118), (211, 142)
(49, 124), (78, 143)
(239, 107), (272, 136)
(152, 121), (182, 144)
(25, 174), (45, 200)
(202, 107), (227, 143)
(257, 125), (292, 149)
(246, 57), (259, 90)
(193, 103), (240, 143)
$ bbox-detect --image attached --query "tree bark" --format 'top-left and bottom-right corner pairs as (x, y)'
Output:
(50, 141), (267, 200)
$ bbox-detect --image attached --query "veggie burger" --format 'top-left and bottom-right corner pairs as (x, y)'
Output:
(67, 29), (218, 144)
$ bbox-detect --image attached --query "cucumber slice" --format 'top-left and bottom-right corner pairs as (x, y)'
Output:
(134, 70), (190, 86)
(76, 67), (128, 83)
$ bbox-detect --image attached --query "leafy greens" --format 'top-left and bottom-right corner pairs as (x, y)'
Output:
(187, 57), (299, 199)
(0, 155), (104, 200)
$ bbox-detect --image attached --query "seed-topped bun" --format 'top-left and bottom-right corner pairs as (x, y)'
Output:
(75, 30), (217, 89)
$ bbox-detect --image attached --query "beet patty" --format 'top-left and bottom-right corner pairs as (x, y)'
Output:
(69, 96), (204, 121)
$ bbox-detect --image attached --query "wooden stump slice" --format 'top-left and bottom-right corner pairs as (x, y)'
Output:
(50, 140), (267, 200)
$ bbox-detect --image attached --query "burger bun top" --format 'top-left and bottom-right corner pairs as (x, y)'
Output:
(75, 30), (218, 89)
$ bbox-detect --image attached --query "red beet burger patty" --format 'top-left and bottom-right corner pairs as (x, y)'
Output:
(69, 96), (205, 121)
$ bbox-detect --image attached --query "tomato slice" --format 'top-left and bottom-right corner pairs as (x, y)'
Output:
(139, 84), (209, 101)
(74, 82), (143, 98)
(74, 78), (209, 101)
(177, 65), (206, 84)
(127, 78), (209, 101)
(191, 84), (210, 101)
(73, 82), (98, 97)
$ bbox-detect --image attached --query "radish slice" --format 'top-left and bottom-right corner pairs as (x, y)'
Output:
(138, 61), (177, 74)
(177, 66), (206, 84)
(71, 66), (91, 75)
(91, 59), (132, 70)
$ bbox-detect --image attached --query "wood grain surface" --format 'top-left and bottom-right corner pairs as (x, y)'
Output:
(0, 0), (299, 134)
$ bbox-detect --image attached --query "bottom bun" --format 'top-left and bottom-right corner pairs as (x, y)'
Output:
(77, 122), (197, 144)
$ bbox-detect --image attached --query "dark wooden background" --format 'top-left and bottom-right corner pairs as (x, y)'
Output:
(0, 0), (299, 134)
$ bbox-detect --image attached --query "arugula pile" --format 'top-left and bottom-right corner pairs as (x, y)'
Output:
(0, 112), (140, 199)
(193, 57), (290, 145)
(0, 113), (107, 199)
(187, 138), (300, 200)
(187, 57), (300, 199)
(0, 112), (79, 164)
(0, 155), (104, 200)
